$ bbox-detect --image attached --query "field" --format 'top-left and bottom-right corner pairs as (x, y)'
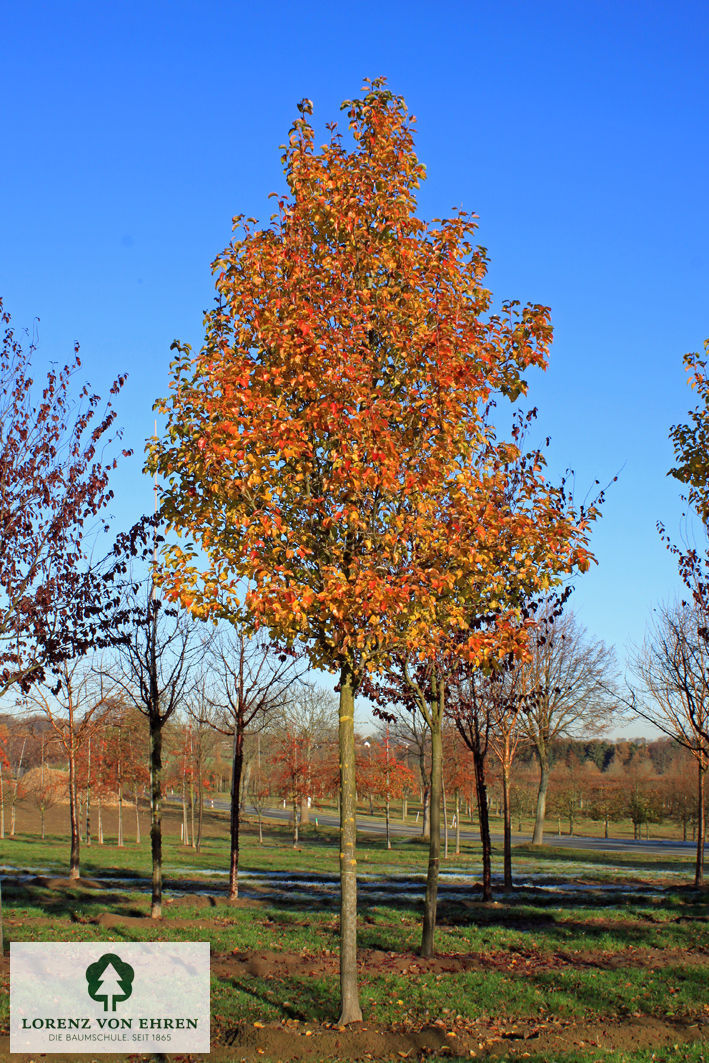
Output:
(1, 799), (708, 1063)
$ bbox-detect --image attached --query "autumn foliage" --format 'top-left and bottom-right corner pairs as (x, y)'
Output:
(149, 80), (599, 1022)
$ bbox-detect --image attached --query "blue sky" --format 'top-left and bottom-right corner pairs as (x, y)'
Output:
(2, 0), (708, 725)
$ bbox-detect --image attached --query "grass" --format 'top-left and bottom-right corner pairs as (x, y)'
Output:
(0, 798), (707, 1061)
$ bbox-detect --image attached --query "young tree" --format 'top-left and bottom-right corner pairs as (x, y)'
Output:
(441, 728), (474, 856)
(0, 299), (128, 699)
(271, 728), (316, 846)
(205, 629), (304, 898)
(28, 661), (112, 877)
(587, 773), (625, 839)
(522, 609), (617, 844)
(248, 757), (272, 845)
(111, 572), (201, 918)
(487, 660), (528, 887)
(379, 701), (432, 837)
(100, 700), (147, 848)
(19, 735), (64, 841)
(631, 601), (709, 885)
(149, 83), (595, 1019)
(449, 665), (500, 901)
(359, 730), (416, 849)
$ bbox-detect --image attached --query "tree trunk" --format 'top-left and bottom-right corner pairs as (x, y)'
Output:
(135, 783), (141, 845)
(695, 758), (705, 889)
(229, 725), (244, 900)
(421, 784), (430, 839)
(292, 794), (299, 847)
(501, 738), (512, 890)
(531, 753), (550, 845)
(190, 776), (196, 850)
(0, 761), (4, 839)
(97, 797), (103, 845)
(85, 739), (91, 847)
(421, 718), (442, 957)
(337, 661), (362, 1024)
(117, 785), (124, 848)
(473, 747), (492, 902)
(196, 775), (203, 853)
(402, 796), (407, 822)
(442, 769), (449, 861)
(68, 730), (80, 880)
(9, 737), (26, 837)
(385, 795), (391, 850)
(455, 790), (461, 856)
(150, 715), (163, 919)
(182, 774), (189, 846)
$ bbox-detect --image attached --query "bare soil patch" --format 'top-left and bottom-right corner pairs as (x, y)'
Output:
(2, 1015), (707, 1063)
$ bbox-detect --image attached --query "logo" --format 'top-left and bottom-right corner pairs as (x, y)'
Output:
(12, 942), (210, 1053)
(85, 953), (135, 1012)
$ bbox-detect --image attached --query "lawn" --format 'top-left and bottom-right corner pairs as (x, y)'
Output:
(0, 799), (707, 1062)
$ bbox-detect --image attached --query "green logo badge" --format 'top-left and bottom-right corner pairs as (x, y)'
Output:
(85, 953), (135, 1012)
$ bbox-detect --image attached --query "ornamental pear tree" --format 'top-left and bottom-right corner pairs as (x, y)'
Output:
(0, 299), (129, 698)
(669, 339), (709, 524)
(149, 81), (596, 1022)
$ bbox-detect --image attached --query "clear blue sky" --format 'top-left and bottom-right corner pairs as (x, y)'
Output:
(2, 0), (708, 712)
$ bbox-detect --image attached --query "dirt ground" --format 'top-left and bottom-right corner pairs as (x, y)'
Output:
(3, 933), (708, 1062)
(1, 811), (708, 1061)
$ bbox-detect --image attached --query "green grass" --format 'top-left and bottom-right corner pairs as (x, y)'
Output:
(1, 805), (708, 1061)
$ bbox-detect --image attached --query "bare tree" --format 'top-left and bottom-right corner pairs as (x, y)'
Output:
(448, 664), (501, 901)
(270, 684), (338, 845)
(20, 731), (63, 841)
(630, 600), (709, 886)
(522, 609), (617, 845)
(487, 662), (528, 888)
(375, 698), (431, 839)
(205, 630), (304, 898)
(111, 578), (201, 918)
(27, 660), (112, 877)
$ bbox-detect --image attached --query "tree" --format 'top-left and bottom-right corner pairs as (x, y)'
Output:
(111, 565), (201, 918)
(270, 685), (338, 846)
(586, 773), (625, 839)
(205, 629), (304, 897)
(0, 298), (128, 699)
(487, 660), (528, 886)
(377, 700), (432, 838)
(441, 728), (474, 856)
(359, 730), (416, 849)
(661, 338), (709, 755)
(99, 700), (147, 847)
(631, 601), (709, 885)
(449, 664), (500, 900)
(27, 661), (112, 877)
(668, 338), (709, 527)
(149, 83), (595, 1019)
(521, 608), (617, 844)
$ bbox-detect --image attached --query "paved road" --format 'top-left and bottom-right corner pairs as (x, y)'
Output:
(197, 799), (703, 860)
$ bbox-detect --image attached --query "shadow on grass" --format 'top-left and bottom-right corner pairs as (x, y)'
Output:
(512, 842), (697, 875)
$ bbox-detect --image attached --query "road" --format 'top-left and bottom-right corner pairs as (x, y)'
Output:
(199, 799), (703, 859)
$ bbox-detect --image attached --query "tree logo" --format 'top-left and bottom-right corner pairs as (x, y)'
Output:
(85, 953), (135, 1011)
